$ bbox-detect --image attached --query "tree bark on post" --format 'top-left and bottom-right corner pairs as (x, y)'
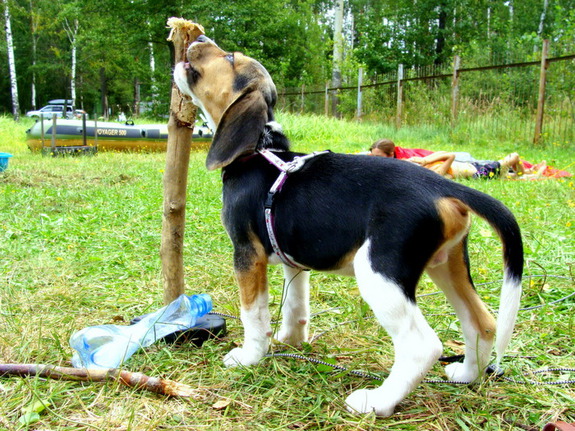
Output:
(356, 67), (363, 121)
(324, 82), (329, 116)
(161, 19), (205, 305)
(533, 39), (549, 145)
(395, 64), (404, 129)
(450, 55), (461, 129)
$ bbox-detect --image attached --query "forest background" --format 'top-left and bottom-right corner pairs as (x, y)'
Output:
(2, 0), (575, 124)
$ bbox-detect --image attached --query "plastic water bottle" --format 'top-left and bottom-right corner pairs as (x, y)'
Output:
(70, 293), (212, 369)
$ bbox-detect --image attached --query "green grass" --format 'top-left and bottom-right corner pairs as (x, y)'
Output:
(1, 113), (574, 430)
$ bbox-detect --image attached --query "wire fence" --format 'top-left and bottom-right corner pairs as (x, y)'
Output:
(277, 41), (575, 147)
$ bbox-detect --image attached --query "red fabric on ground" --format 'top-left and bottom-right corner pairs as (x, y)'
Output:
(395, 146), (572, 178)
(394, 146), (434, 159)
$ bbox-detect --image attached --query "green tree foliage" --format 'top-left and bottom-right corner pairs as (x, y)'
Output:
(180, 0), (328, 88)
(1, 0), (574, 117)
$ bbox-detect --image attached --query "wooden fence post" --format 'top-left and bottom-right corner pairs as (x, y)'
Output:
(451, 55), (461, 128)
(324, 82), (329, 116)
(300, 84), (305, 113)
(161, 19), (204, 305)
(396, 64), (404, 129)
(534, 39), (550, 145)
(357, 67), (363, 121)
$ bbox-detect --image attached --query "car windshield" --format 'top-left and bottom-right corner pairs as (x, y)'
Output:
(43, 106), (63, 112)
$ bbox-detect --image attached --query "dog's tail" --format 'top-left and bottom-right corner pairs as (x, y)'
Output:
(452, 185), (523, 366)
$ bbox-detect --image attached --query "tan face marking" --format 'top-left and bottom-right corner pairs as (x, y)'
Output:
(177, 39), (274, 129)
(184, 42), (238, 125)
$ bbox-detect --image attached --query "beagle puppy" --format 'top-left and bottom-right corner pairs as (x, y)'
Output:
(173, 35), (523, 416)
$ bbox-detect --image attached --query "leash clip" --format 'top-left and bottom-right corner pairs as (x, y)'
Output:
(285, 157), (306, 173)
(285, 151), (330, 174)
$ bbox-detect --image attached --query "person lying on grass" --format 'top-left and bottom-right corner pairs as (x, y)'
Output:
(405, 151), (547, 180)
(369, 139), (549, 179)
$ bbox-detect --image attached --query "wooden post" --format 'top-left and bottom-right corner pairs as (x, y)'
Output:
(356, 67), (363, 121)
(94, 117), (98, 148)
(396, 64), (404, 129)
(82, 113), (87, 147)
(161, 19), (205, 304)
(533, 39), (550, 145)
(324, 82), (329, 116)
(450, 55), (461, 129)
(51, 114), (57, 150)
(300, 84), (305, 114)
(40, 114), (45, 148)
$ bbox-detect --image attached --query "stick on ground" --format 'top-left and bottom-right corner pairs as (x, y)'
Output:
(0, 364), (200, 398)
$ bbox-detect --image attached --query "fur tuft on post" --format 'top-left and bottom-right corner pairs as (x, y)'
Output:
(166, 18), (205, 42)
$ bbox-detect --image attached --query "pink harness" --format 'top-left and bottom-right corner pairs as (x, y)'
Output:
(258, 149), (329, 269)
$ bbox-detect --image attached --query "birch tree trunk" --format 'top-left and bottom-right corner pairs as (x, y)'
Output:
(537, 0), (549, 40)
(100, 67), (108, 119)
(30, 0), (37, 110)
(64, 18), (79, 106)
(331, 0), (343, 118)
(3, 0), (20, 121)
(148, 20), (158, 100)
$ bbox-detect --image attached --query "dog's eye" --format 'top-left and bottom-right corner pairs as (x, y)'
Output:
(225, 53), (234, 66)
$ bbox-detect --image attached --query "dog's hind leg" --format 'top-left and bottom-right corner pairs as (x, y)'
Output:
(346, 240), (443, 417)
(426, 240), (496, 383)
(277, 266), (310, 346)
(224, 238), (272, 367)
(425, 197), (496, 382)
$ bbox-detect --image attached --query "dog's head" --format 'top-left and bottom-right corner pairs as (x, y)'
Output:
(174, 35), (278, 170)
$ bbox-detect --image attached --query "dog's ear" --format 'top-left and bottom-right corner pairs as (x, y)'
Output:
(206, 86), (269, 170)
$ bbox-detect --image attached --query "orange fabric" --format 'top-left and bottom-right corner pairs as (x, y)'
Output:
(521, 161), (572, 178)
(425, 160), (453, 176)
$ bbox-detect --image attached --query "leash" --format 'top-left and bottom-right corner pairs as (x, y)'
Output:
(209, 272), (574, 387)
(258, 149), (330, 269)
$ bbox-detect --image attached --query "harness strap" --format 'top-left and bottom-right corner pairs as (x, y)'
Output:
(258, 149), (329, 268)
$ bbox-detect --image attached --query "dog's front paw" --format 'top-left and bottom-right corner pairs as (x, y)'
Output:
(276, 324), (308, 347)
(445, 362), (480, 383)
(345, 389), (395, 417)
(223, 347), (263, 368)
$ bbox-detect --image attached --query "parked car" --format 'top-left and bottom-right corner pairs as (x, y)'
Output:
(73, 109), (89, 119)
(26, 99), (75, 119)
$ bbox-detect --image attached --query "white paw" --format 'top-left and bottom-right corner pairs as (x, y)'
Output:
(445, 362), (480, 383)
(276, 326), (307, 347)
(223, 347), (263, 368)
(345, 389), (395, 417)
